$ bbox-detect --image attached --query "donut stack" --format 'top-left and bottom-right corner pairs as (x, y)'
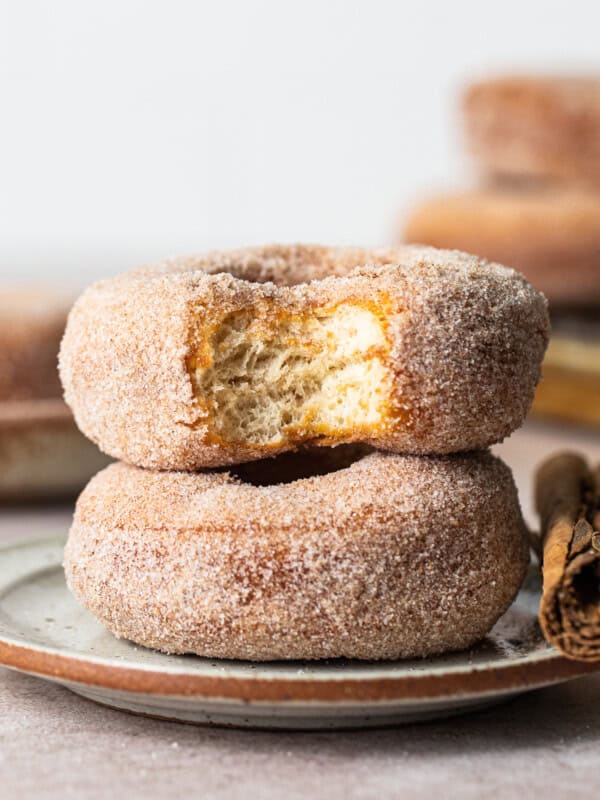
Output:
(402, 76), (600, 426)
(60, 245), (549, 661)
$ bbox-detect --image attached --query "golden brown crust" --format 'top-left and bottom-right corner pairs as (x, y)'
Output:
(403, 188), (600, 304)
(59, 244), (549, 469)
(64, 449), (529, 660)
(463, 76), (600, 184)
(0, 287), (71, 401)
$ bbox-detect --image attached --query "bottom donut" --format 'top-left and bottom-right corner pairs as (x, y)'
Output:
(64, 448), (529, 661)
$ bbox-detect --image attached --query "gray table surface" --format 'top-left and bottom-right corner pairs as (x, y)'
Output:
(1, 419), (599, 799)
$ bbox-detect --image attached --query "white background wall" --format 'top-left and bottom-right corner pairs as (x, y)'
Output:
(1, 0), (599, 286)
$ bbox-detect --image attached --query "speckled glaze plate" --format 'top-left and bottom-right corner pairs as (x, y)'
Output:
(0, 537), (596, 730)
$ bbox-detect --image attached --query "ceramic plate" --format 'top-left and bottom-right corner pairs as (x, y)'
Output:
(0, 537), (596, 730)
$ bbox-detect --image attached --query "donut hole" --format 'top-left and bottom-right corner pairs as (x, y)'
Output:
(193, 303), (391, 446)
(224, 444), (371, 486)
(202, 244), (396, 287)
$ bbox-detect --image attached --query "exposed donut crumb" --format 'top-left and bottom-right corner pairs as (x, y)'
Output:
(193, 303), (390, 446)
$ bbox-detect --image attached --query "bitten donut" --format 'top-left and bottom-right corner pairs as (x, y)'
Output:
(463, 76), (600, 184)
(60, 245), (549, 470)
(64, 448), (529, 661)
(403, 188), (600, 305)
(1, 287), (71, 401)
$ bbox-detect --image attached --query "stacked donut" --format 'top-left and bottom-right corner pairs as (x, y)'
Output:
(60, 244), (549, 660)
(402, 76), (600, 425)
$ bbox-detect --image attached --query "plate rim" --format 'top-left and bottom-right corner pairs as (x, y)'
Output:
(0, 536), (597, 704)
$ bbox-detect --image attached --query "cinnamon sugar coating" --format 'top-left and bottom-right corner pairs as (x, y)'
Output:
(64, 449), (529, 660)
(1, 287), (71, 401)
(59, 244), (549, 469)
(464, 76), (600, 184)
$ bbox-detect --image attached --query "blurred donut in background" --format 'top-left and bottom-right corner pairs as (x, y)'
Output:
(463, 76), (600, 185)
(0, 287), (109, 501)
(530, 309), (600, 427)
(401, 74), (600, 428)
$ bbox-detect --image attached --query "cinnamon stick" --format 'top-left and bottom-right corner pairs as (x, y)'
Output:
(535, 452), (600, 662)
